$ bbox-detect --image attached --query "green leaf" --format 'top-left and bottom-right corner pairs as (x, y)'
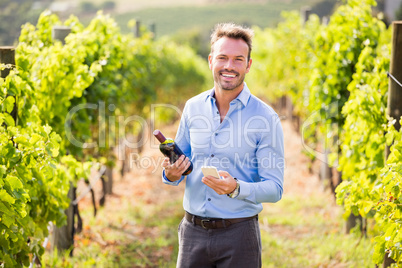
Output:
(43, 125), (52, 135)
(2, 252), (16, 267)
(29, 133), (42, 145)
(360, 200), (374, 217)
(14, 136), (30, 146)
(3, 113), (15, 127)
(0, 189), (15, 204)
(6, 175), (23, 191)
(0, 201), (14, 215)
(373, 237), (385, 264)
(4, 96), (15, 113)
(384, 224), (397, 242)
(386, 131), (395, 146)
(1, 213), (14, 228)
(0, 165), (6, 178)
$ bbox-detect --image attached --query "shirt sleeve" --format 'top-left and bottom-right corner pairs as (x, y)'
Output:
(236, 115), (284, 203)
(161, 103), (192, 186)
(162, 169), (185, 186)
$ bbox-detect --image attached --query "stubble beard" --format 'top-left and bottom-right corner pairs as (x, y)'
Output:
(214, 70), (246, 91)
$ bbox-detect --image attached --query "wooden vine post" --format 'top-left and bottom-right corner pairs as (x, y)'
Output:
(50, 26), (76, 254)
(386, 21), (402, 144)
(382, 21), (402, 268)
(150, 22), (156, 39)
(105, 163), (113, 195)
(52, 26), (71, 45)
(0, 47), (16, 121)
(300, 6), (311, 26)
(0, 47), (15, 78)
(133, 20), (141, 38)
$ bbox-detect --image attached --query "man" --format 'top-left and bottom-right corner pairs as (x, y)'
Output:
(161, 22), (284, 268)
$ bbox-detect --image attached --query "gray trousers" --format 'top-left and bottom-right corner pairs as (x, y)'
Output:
(176, 216), (262, 268)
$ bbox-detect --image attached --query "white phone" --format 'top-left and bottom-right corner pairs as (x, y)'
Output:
(201, 166), (221, 179)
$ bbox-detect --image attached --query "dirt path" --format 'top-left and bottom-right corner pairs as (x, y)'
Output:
(282, 119), (322, 196)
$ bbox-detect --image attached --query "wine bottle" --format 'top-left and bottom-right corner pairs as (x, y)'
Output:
(153, 129), (193, 175)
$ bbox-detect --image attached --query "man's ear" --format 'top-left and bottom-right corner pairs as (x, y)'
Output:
(208, 54), (213, 70)
(246, 58), (252, 73)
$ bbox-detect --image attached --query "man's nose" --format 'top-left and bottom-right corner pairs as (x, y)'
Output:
(224, 59), (235, 70)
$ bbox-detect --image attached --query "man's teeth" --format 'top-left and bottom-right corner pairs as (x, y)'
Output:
(222, 74), (236, 78)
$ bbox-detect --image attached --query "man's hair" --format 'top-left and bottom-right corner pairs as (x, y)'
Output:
(210, 23), (254, 61)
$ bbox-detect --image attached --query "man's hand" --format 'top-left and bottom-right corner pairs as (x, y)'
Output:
(162, 155), (191, 182)
(202, 170), (237, 195)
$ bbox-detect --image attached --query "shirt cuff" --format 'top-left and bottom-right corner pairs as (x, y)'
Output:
(162, 169), (181, 186)
(236, 180), (250, 200)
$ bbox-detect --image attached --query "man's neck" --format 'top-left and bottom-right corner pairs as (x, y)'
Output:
(214, 84), (244, 122)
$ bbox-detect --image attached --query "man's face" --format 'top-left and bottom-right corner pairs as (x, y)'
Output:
(208, 37), (252, 92)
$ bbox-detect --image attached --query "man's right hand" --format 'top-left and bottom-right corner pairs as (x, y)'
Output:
(162, 155), (191, 181)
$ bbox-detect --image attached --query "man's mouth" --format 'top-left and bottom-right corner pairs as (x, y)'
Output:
(220, 72), (237, 78)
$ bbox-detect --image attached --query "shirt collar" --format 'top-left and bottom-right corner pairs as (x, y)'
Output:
(205, 82), (251, 107)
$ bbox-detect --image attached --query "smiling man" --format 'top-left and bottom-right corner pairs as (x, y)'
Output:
(161, 23), (285, 268)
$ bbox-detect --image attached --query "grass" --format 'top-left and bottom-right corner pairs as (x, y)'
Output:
(259, 194), (374, 267)
(42, 195), (183, 267)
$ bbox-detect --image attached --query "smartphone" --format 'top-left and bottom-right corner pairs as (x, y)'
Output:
(201, 166), (221, 179)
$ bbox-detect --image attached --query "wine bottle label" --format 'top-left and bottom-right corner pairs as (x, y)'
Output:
(161, 138), (174, 144)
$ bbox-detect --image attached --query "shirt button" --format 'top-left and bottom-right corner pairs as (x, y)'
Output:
(211, 154), (214, 157)
(215, 133), (218, 136)
(208, 198), (211, 201)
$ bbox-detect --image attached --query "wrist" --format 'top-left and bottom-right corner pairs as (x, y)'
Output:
(227, 178), (240, 198)
(163, 168), (179, 182)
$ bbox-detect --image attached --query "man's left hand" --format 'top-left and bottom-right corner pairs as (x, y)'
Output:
(202, 170), (237, 195)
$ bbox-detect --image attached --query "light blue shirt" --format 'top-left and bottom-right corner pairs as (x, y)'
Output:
(162, 83), (284, 219)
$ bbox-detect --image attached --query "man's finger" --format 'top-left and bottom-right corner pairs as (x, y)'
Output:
(161, 157), (170, 168)
(177, 156), (190, 170)
(202, 176), (227, 195)
(218, 170), (230, 178)
(184, 159), (191, 169)
(172, 155), (185, 168)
